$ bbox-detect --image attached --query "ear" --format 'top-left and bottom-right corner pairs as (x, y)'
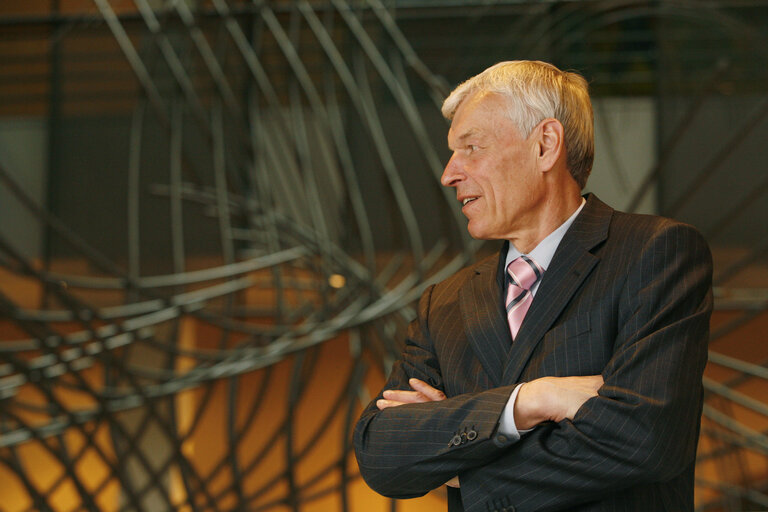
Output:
(534, 118), (565, 172)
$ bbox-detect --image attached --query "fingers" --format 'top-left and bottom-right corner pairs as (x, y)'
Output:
(377, 398), (406, 410)
(445, 476), (460, 488)
(376, 379), (446, 410)
(376, 392), (426, 410)
(382, 388), (423, 402)
(408, 378), (446, 401)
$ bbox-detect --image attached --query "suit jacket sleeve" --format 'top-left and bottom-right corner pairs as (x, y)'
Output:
(457, 220), (713, 511)
(354, 281), (518, 498)
(354, 214), (712, 510)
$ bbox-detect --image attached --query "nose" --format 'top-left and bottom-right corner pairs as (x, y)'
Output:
(441, 153), (463, 188)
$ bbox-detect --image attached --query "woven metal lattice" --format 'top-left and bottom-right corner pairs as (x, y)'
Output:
(0, 1), (767, 511)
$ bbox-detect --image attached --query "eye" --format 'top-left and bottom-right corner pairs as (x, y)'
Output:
(467, 144), (478, 154)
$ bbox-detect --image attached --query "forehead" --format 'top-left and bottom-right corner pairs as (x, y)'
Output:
(448, 91), (515, 144)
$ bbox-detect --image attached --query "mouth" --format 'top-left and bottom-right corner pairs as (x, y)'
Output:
(462, 197), (478, 207)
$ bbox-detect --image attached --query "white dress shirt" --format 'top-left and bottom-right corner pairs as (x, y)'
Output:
(498, 198), (586, 440)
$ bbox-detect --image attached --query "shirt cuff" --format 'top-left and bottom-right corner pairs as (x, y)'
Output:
(497, 383), (533, 441)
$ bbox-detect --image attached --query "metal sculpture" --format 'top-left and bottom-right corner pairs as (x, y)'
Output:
(0, 1), (766, 511)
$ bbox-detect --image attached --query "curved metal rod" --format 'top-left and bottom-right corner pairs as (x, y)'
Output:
(298, 0), (408, 273)
(210, 96), (247, 506)
(709, 308), (766, 342)
(247, 96), (290, 324)
(708, 351), (768, 381)
(0, 161), (280, 347)
(694, 476), (768, 508)
(0, 162), (125, 282)
(1, 450), (57, 512)
(170, 98), (186, 278)
(713, 239), (768, 287)
(127, 101), (145, 283)
(209, 0), (309, 202)
(509, 1), (767, 221)
(332, 0), (468, 257)
(132, 0), (208, 120)
(592, 100), (632, 196)
(698, 425), (768, 461)
(1, 273), (400, 404)
(704, 377), (768, 419)
(323, 93), (378, 276)
(281, 26), (336, 267)
(39, 247), (307, 290)
(224, 354), (357, 506)
(172, 0), (252, 194)
(665, 97), (768, 218)
(91, 0), (167, 124)
(208, 0), (455, 302)
(0, 277), (221, 511)
(332, 0), (448, 185)
(0, 319), (218, 512)
(704, 177), (768, 241)
(702, 404), (768, 454)
(352, 49), (426, 271)
(125, 2), (244, 205)
(212, 100), (235, 268)
(0, 332), (159, 512)
(262, 3), (422, 277)
(366, 0), (451, 103)
(1, 409), (102, 511)
(171, 0), (238, 113)
(626, 59), (732, 212)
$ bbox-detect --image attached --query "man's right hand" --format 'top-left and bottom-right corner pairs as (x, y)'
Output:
(514, 375), (603, 430)
(376, 378), (446, 410)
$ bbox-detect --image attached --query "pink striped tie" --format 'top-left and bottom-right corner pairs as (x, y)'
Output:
(505, 255), (543, 340)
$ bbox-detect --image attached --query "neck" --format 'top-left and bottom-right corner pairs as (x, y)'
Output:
(509, 189), (582, 254)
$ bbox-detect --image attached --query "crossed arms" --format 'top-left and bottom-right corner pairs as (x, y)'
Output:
(379, 374), (604, 488)
(354, 221), (713, 511)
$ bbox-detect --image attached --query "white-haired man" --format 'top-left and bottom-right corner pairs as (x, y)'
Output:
(354, 60), (712, 512)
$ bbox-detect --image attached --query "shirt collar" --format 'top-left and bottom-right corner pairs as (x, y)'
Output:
(505, 197), (586, 271)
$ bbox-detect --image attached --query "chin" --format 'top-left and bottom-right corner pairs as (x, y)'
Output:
(466, 224), (493, 241)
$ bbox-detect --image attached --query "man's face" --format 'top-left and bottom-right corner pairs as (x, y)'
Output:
(441, 91), (543, 241)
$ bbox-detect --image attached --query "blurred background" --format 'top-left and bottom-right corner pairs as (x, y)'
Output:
(0, 0), (767, 510)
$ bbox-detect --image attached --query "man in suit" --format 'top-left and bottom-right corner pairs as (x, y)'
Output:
(353, 61), (712, 512)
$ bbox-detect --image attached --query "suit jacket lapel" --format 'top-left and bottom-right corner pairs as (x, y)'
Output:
(459, 245), (510, 387)
(501, 194), (613, 385)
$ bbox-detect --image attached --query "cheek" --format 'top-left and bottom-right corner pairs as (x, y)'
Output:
(492, 172), (518, 203)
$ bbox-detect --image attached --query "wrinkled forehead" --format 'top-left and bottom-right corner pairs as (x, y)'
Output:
(455, 90), (507, 120)
(447, 92), (516, 145)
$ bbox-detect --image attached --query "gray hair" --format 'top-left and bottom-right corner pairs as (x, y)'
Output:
(442, 61), (594, 189)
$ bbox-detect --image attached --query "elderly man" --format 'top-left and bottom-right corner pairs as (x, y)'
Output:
(354, 60), (712, 512)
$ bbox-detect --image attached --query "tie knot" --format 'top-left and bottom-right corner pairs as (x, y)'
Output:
(507, 255), (542, 291)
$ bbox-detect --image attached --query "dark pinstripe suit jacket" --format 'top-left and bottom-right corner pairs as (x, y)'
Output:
(354, 194), (713, 512)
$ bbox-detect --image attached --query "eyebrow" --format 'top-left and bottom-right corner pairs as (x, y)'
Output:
(448, 128), (480, 150)
(457, 128), (479, 142)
